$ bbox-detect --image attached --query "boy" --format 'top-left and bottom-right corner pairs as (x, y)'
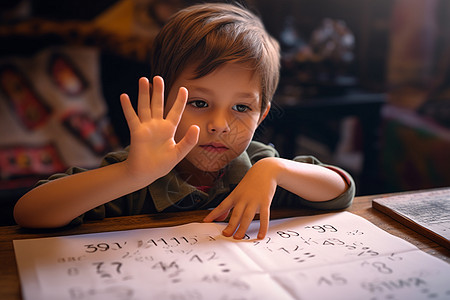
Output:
(14, 3), (354, 239)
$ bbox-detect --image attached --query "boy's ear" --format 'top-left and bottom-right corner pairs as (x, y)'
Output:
(258, 102), (271, 125)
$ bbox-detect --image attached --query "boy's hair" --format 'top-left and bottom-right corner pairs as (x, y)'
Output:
(150, 2), (280, 114)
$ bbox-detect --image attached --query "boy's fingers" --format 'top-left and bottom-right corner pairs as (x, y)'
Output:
(166, 87), (188, 125)
(137, 77), (151, 121)
(257, 207), (270, 240)
(215, 210), (230, 222)
(175, 125), (199, 160)
(232, 204), (258, 239)
(151, 76), (164, 119)
(203, 197), (234, 222)
(120, 94), (140, 130)
(222, 203), (245, 237)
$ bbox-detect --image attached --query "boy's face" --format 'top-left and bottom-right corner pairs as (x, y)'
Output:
(166, 62), (269, 173)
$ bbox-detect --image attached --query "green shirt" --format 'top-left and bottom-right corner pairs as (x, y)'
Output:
(38, 141), (355, 225)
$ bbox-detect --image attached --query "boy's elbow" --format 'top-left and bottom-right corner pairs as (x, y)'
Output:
(14, 211), (71, 228)
(14, 204), (39, 228)
(13, 198), (31, 227)
(13, 199), (70, 229)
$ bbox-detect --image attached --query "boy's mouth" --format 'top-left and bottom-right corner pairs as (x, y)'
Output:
(199, 142), (229, 153)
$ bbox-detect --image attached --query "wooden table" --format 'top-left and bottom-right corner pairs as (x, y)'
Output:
(1, 190), (449, 300)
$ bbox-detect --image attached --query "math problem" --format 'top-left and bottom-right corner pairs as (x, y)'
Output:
(14, 212), (450, 300)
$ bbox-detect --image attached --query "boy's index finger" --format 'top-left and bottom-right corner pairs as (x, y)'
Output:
(203, 207), (221, 223)
(203, 198), (233, 222)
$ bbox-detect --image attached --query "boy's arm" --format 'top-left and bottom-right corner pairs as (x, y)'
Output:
(14, 161), (147, 228)
(203, 157), (349, 239)
(14, 77), (199, 228)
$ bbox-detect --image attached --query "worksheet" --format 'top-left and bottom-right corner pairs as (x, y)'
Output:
(14, 212), (450, 300)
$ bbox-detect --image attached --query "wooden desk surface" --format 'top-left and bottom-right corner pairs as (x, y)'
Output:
(1, 191), (449, 300)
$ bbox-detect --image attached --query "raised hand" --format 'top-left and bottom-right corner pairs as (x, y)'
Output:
(120, 76), (199, 184)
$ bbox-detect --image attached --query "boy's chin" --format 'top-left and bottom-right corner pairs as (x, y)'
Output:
(194, 162), (228, 173)
(179, 157), (229, 174)
(188, 153), (237, 173)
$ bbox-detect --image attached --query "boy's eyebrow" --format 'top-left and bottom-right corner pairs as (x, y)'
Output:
(236, 92), (260, 100)
(186, 86), (214, 95)
(187, 86), (259, 100)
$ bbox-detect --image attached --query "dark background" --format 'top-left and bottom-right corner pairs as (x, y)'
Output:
(1, 0), (449, 225)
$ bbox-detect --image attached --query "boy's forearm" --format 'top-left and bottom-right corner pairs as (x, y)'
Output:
(263, 157), (348, 202)
(14, 161), (153, 228)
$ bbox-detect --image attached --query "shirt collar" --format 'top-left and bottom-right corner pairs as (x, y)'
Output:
(149, 150), (253, 212)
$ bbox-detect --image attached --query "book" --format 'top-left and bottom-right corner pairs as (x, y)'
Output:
(372, 188), (450, 249)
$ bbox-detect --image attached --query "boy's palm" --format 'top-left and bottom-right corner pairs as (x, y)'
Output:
(120, 77), (199, 182)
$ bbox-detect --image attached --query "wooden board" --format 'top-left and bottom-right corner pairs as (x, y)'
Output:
(372, 188), (450, 249)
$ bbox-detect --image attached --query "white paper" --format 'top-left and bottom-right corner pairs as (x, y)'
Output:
(14, 212), (450, 300)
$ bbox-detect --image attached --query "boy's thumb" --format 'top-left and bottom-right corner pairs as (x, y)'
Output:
(176, 125), (200, 158)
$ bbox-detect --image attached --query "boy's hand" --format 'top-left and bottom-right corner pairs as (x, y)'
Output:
(120, 76), (199, 184)
(203, 158), (279, 240)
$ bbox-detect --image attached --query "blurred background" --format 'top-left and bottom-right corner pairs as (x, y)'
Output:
(1, 0), (449, 225)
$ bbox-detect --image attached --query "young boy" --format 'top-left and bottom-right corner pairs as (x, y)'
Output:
(14, 3), (354, 239)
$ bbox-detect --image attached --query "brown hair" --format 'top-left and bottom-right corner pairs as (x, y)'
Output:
(149, 3), (280, 113)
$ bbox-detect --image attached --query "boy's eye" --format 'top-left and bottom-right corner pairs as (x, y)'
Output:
(233, 104), (251, 113)
(188, 100), (208, 108)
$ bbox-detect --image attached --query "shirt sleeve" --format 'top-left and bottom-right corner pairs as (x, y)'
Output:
(34, 149), (150, 226)
(271, 155), (355, 210)
(246, 141), (280, 163)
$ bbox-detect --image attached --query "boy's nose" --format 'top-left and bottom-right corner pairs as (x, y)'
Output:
(207, 117), (230, 134)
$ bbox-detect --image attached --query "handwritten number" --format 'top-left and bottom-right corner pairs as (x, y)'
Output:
(84, 242), (124, 253)
(323, 238), (345, 246)
(84, 244), (97, 253)
(207, 251), (217, 261)
(171, 237), (180, 245)
(362, 261), (393, 274)
(97, 243), (110, 251)
(152, 261), (179, 272)
(318, 273), (347, 286)
(306, 225), (338, 233)
(372, 262), (392, 274)
(190, 254), (203, 263)
(93, 262), (103, 273)
(277, 230), (299, 238)
(112, 262), (122, 274)
(323, 225), (338, 232)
